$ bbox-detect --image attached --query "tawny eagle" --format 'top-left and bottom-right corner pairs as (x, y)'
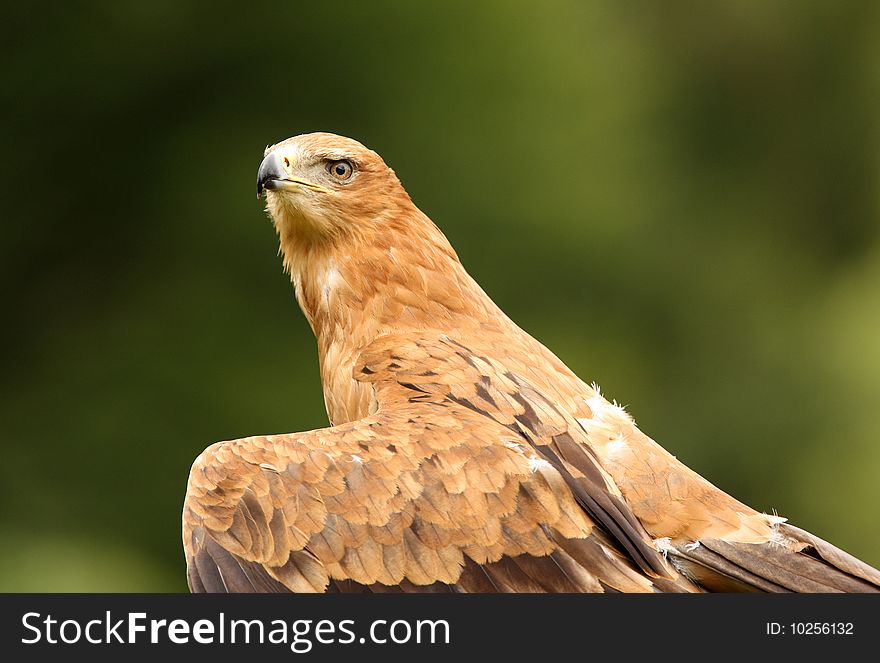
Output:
(182, 133), (880, 593)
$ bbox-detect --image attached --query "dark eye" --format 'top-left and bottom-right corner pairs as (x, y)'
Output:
(326, 159), (354, 180)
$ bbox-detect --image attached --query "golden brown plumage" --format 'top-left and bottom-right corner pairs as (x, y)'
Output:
(182, 132), (880, 593)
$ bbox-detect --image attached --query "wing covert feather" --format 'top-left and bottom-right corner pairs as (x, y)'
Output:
(185, 331), (877, 593)
(184, 388), (661, 592)
(184, 333), (693, 592)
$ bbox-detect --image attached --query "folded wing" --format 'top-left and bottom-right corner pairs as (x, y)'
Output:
(184, 332), (879, 592)
(183, 334), (698, 593)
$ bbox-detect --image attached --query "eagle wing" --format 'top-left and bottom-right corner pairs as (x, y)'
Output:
(183, 332), (701, 593)
(184, 332), (879, 592)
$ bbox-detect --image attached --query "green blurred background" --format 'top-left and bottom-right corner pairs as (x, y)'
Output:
(2, 1), (879, 591)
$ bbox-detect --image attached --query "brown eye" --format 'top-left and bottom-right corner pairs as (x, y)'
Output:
(327, 159), (354, 180)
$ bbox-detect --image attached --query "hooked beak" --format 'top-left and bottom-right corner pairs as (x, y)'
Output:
(256, 151), (331, 198)
(256, 151), (285, 198)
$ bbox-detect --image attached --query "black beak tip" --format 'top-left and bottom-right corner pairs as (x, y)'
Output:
(256, 152), (281, 200)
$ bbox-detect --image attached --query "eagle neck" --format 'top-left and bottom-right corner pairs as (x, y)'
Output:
(287, 213), (503, 370)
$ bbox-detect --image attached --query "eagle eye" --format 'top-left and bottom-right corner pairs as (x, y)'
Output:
(326, 159), (354, 181)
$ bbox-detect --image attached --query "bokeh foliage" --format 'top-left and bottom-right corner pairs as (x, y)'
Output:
(1, 1), (878, 591)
